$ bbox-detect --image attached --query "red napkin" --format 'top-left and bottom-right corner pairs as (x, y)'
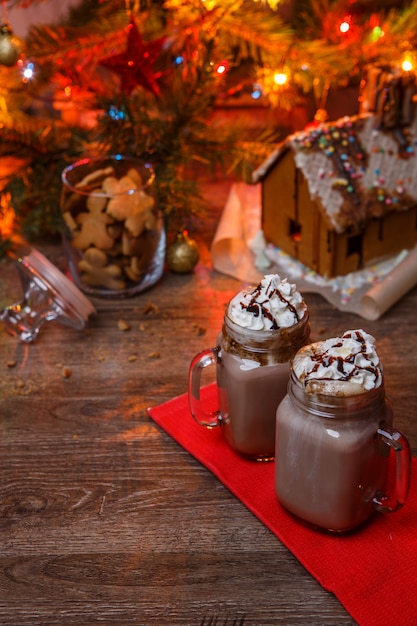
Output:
(148, 383), (416, 626)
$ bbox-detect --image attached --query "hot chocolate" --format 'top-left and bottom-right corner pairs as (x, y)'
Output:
(217, 317), (308, 459)
(189, 274), (310, 460)
(275, 330), (411, 532)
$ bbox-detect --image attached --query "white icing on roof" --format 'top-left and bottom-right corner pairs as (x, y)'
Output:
(253, 113), (417, 234)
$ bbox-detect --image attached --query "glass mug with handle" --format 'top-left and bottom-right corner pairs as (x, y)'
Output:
(188, 275), (310, 461)
(275, 330), (411, 532)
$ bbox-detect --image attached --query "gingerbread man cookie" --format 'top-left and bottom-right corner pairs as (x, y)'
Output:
(124, 191), (156, 237)
(71, 195), (114, 250)
(103, 170), (155, 236)
(104, 175), (141, 221)
(78, 247), (126, 290)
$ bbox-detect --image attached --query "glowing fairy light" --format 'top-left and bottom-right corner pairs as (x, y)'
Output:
(108, 105), (125, 120)
(252, 0), (280, 8)
(21, 61), (34, 83)
(216, 61), (228, 75)
(251, 84), (262, 99)
(370, 26), (384, 41)
(273, 72), (287, 86)
(339, 20), (350, 34)
(201, 0), (217, 9)
(402, 59), (413, 72)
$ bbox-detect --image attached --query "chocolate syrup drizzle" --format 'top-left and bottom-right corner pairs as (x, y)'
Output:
(241, 277), (300, 330)
(304, 330), (379, 386)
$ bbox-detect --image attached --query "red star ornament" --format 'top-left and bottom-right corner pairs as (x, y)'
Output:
(100, 17), (165, 97)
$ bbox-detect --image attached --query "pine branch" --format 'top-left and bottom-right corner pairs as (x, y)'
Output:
(2, 0), (416, 251)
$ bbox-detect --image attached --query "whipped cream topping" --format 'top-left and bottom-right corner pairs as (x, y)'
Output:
(228, 274), (307, 331)
(293, 329), (382, 394)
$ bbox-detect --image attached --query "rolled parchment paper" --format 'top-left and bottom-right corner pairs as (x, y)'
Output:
(361, 246), (417, 320)
(211, 182), (263, 284)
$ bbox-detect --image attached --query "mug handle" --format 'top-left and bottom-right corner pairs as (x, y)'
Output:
(372, 424), (411, 513)
(188, 347), (222, 428)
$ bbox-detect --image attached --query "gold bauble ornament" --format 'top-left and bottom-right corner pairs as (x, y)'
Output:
(0, 21), (22, 68)
(166, 230), (200, 274)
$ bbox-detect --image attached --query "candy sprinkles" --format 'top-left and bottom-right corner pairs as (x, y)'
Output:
(293, 118), (367, 206)
(293, 116), (417, 219)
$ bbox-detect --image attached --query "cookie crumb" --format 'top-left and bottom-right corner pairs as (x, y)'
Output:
(6, 360), (16, 368)
(118, 319), (131, 331)
(143, 301), (159, 315)
(127, 355), (137, 362)
(149, 351), (161, 359)
(16, 379), (25, 389)
(62, 366), (72, 378)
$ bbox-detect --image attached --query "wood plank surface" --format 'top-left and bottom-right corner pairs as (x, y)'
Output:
(0, 174), (416, 625)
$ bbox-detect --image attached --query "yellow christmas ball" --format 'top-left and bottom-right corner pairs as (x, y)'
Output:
(0, 21), (22, 67)
(166, 231), (200, 274)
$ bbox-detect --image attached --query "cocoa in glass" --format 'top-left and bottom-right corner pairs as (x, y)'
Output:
(275, 330), (411, 532)
(188, 274), (310, 460)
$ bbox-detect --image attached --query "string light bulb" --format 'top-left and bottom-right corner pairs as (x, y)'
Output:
(402, 58), (413, 72)
(251, 84), (262, 100)
(273, 71), (287, 86)
(21, 60), (34, 83)
(339, 16), (351, 34)
(215, 61), (228, 75)
(201, 0), (217, 10)
(370, 26), (384, 41)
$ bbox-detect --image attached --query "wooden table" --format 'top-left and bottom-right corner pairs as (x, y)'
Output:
(0, 175), (416, 626)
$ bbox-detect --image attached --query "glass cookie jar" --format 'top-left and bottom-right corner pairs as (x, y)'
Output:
(275, 370), (411, 532)
(60, 155), (166, 298)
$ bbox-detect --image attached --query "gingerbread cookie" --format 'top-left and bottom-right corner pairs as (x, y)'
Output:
(71, 195), (114, 250)
(78, 247), (126, 290)
(63, 163), (160, 293)
(124, 191), (155, 237)
(75, 166), (115, 191)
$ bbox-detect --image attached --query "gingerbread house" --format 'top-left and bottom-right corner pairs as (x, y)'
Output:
(253, 110), (417, 278)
